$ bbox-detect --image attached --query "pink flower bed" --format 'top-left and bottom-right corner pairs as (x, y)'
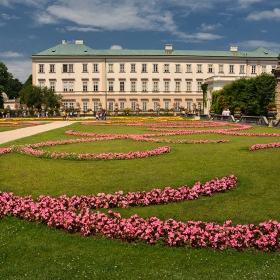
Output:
(250, 142), (280, 151)
(0, 175), (279, 251)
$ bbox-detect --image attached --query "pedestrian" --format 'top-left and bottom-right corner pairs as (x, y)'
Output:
(62, 110), (66, 120)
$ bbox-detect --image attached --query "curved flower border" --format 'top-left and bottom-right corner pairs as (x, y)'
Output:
(0, 175), (279, 251)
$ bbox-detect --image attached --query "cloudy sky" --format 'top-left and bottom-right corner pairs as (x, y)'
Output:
(1, 0), (280, 82)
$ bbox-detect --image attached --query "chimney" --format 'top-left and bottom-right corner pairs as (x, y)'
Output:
(165, 44), (173, 54)
(62, 40), (67, 44)
(75, 40), (84, 44)
(230, 46), (238, 52)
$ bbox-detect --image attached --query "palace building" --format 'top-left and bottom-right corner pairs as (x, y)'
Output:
(31, 40), (278, 113)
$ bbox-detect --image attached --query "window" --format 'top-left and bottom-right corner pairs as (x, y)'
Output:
(197, 64), (202, 73)
(164, 81), (169, 91)
(186, 102), (191, 111)
(175, 64), (181, 73)
(164, 101), (169, 109)
(69, 82), (73, 92)
(83, 82), (88, 91)
(153, 64), (158, 72)
(83, 64), (88, 72)
(63, 102), (68, 108)
(164, 64), (169, 73)
(251, 65), (256, 74)
(39, 64), (44, 73)
(208, 64), (213, 73)
(131, 64), (136, 72)
(93, 102), (99, 112)
(108, 102), (114, 111)
(153, 81), (159, 91)
(131, 102), (136, 110)
(142, 81), (147, 91)
(39, 81), (44, 89)
(174, 102), (180, 110)
(142, 64), (147, 72)
(93, 64), (98, 72)
(49, 64), (55, 73)
(83, 102), (88, 113)
(120, 102), (125, 109)
(197, 81), (202, 91)
(219, 65), (224, 73)
(240, 65), (245, 74)
(63, 64), (73, 73)
(108, 81), (114, 91)
(131, 81), (136, 92)
(229, 65), (234, 73)
(186, 82), (192, 92)
(262, 65), (266, 73)
(120, 64), (125, 73)
(186, 64), (192, 73)
(69, 102), (74, 108)
(120, 81), (125, 92)
(108, 64), (114, 73)
(93, 81), (98, 91)
(142, 102), (147, 111)
(63, 82), (68, 92)
(50, 82), (55, 91)
(153, 102), (158, 111)
(175, 81), (181, 91)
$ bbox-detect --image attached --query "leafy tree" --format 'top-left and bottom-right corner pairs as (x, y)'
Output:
(211, 73), (275, 115)
(0, 62), (9, 88)
(5, 73), (23, 99)
(0, 62), (23, 99)
(0, 85), (4, 109)
(19, 84), (62, 109)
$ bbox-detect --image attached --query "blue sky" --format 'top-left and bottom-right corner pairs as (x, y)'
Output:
(0, 0), (280, 83)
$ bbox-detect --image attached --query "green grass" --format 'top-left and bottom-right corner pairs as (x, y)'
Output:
(0, 120), (280, 279)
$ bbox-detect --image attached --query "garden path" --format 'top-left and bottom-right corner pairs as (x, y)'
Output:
(0, 121), (77, 145)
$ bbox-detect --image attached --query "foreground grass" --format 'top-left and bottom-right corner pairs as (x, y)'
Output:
(0, 120), (280, 279)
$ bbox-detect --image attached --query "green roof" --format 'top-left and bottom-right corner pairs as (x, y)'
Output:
(32, 43), (278, 58)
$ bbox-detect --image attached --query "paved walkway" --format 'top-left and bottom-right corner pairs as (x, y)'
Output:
(0, 121), (77, 145)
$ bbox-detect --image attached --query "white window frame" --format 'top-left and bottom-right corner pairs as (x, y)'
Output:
(93, 81), (98, 92)
(186, 82), (192, 92)
(175, 81), (181, 92)
(208, 64), (213, 73)
(108, 64), (114, 73)
(219, 65), (224, 73)
(153, 81), (159, 91)
(39, 64), (44, 73)
(131, 64), (136, 73)
(131, 81), (136, 92)
(186, 64), (192, 73)
(175, 64), (181, 73)
(164, 64), (169, 73)
(142, 64), (147, 72)
(164, 81), (169, 91)
(153, 64), (158, 72)
(197, 64), (202, 73)
(108, 81), (114, 91)
(93, 64), (98, 73)
(50, 81), (55, 91)
(142, 102), (147, 111)
(197, 81), (202, 91)
(240, 65), (245, 74)
(251, 65), (256, 74)
(82, 64), (88, 72)
(142, 81), (147, 92)
(229, 65), (234, 74)
(49, 64), (55, 73)
(120, 64), (125, 73)
(83, 82), (88, 91)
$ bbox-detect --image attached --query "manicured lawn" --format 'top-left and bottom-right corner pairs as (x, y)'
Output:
(0, 119), (279, 279)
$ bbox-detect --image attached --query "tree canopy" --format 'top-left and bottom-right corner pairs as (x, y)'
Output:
(19, 84), (62, 110)
(211, 73), (276, 115)
(0, 62), (23, 106)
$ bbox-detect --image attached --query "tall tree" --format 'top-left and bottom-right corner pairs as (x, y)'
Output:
(211, 73), (275, 115)
(0, 85), (4, 108)
(0, 62), (9, 88)
(19, 84), (62, 109)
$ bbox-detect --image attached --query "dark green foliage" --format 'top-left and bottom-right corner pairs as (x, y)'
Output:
(211, 73), (276, 115)
(19, 84), (62, 109)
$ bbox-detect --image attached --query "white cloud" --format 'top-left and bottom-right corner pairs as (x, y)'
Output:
(199, 23), (222, 31)
(3, 59), (31, 82)
(110, 45), (123, 50)
(0, 22), (6, 27)
(0, 51), (23, 58)
(237, 0), (262, 8)
(237, 40), (280, 53)
(66, 26), (100, 32)
(246, 8), (280, 21)
(1, 13), (20, 20)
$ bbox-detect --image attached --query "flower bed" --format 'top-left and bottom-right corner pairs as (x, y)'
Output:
(0, 175), (279, 251)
